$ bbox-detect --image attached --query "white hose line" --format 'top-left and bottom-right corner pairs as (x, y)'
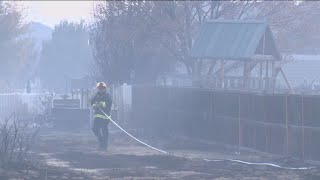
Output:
(98, 108), (315, 170)
(99, 108), (168, 154)
(225, 159), (312, 170)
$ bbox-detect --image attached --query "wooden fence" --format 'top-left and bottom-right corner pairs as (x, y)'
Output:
(132, 86), (320, 161)
(0, 93), (50, 119)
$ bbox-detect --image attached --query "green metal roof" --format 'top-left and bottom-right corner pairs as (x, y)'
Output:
(191, 20), (281, 60)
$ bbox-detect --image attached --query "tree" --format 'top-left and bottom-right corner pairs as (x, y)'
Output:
(39, 20), (93, 92)
(252, 1), (320, 53)
(91, 1), (176, 85)
(91, 1), (318, 85)
(91, 1), (266, 84)
(0, 1), (35, 90)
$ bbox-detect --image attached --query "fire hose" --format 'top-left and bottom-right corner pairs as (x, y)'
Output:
(99, 108), (315, 170)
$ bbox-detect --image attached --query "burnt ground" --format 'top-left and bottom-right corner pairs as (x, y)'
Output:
(2, 128), (320, 180)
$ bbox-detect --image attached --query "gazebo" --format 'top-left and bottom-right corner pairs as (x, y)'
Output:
(190, 20), (293, 93)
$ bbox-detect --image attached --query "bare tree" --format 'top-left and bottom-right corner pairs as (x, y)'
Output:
(91, 1), (176, 84)
(0, 114), (39, 167)
(91, 1), (320, 84)
(252, 1), (320, 53)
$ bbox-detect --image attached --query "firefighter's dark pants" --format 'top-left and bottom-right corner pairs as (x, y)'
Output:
(92, 117), (109, 148)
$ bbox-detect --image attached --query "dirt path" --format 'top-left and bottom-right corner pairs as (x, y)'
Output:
(17, 129), (320, 180)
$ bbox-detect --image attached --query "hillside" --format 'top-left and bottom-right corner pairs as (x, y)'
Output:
(28, 21), (53, 51)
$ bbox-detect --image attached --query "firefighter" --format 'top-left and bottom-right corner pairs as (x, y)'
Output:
(91, 82), (112, 150)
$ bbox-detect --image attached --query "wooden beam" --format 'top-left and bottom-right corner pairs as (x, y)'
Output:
(280, 68), (294, 94)
(251, 55), (276, 61)
(265, 60), (269, 90)
(272, 61), (276, 93)
(266, 60), (269, 78)
(207, 60), (217, 77)
(243, 61), (251, 88)
(259, 61), (263, 90)
(221, 60), (225, 88)
(212, 61), (242, 76)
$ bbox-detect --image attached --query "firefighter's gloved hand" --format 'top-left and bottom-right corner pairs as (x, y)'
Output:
(97, 102), (103, 108)
(92, 102), (102, 110)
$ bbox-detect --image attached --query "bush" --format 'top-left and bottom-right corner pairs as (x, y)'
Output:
(0, 114), (39, 168)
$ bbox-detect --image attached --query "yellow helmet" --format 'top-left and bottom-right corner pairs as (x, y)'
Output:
(96, 82), (107, 89)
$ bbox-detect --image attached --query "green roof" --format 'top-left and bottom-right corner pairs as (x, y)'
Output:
(190, 20), (281, 60)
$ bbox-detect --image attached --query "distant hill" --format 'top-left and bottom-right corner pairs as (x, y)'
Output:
(27, 21), (53, 51)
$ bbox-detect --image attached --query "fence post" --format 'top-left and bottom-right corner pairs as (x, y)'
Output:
(301, 95), (305, 160)
(209, 91), (213, 139)
(85, 89), (89, 109)
(167, 87), (171, 135)
(238, 94), (241, 154)
(253, 94), (257, 150)
(285, 95), (289, 156)
(264, 95), (268, 153)
(212, 91), (216, 141)
(81, 88), (84, 109)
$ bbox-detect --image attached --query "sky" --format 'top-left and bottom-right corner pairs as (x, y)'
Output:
(18, 1), (98, 28)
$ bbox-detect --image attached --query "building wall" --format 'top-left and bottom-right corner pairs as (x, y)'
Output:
(280, 55), (320, 89)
